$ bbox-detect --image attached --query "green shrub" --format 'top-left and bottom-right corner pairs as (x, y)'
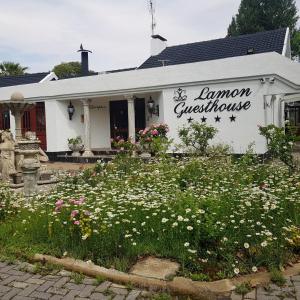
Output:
(259, 123), (295, 170)
(178, 122), (218, 155)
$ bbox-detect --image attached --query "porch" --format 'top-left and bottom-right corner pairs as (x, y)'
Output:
(44, 92), (163, 160)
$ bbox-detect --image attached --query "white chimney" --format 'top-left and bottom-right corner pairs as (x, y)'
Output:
(151, 35), (167, 56)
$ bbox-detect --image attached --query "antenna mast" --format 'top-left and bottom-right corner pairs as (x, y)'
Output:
(149, 0), (156, 36)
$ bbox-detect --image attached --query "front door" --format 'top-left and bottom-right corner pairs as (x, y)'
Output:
(110, 100), (128, 140)
(22, 102), (47, 150)
(110, 99), (146, 140)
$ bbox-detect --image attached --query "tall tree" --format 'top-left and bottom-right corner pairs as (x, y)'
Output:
(0, 61), (28, 76)
(227, 0), (300, 57)
(52, 62), (82, 79)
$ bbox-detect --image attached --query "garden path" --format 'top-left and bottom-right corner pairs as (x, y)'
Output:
(0, 261), (299, 300)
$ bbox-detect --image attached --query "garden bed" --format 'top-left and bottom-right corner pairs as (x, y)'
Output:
(0, 155), (299, 283)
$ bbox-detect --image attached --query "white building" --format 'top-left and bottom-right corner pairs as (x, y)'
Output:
(0, 28), (300, 157)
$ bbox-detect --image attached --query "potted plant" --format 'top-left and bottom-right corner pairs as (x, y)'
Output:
(138, 123), (170, 157)
(111, 136), (136, 155)
(68, 136), (84, 157)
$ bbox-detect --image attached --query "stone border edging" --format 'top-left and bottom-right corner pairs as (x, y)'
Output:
(33, 254), (216, 300)
(33, 254), (300, 300)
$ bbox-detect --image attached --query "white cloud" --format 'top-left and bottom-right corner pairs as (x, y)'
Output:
(0, 0), (299, 73)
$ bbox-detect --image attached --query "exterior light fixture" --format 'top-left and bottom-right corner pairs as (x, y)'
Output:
(269, 77), (275, 84)
(260, 78), (266, 84)
(68, 101), (75, 120)
(147, 96), (159, 116)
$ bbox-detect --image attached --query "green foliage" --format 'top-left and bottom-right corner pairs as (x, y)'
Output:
(138, 123), (170, 156)
(0, 155), (299, 279)
(270, 268), (286, 286)
(291, 30), (300, 58)
(189, 273), (210, 281)
(52, 62), (82, 79)
(0, 182), (22, 221)
(71, 272), (85, 284)
(111, 137), (136, 156)
(0, 61), (28, 76)
(235, 282), (252, 295)
(178, 122), (218, 155)
(95, 275), (106, 285)
(32, 262), (62, 275)
(152, 293), (172, 300)
(259, 124), (295, 170)
(206, 143), (232, 159)
(67, 136), (82, 145)
(227, 0), (300, 57)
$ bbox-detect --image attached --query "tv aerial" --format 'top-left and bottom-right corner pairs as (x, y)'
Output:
(148, 0), (157, 35)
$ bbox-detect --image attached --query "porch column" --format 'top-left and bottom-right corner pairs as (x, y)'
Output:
(13, 111), (22, 140)
(82, 99), (94, 157)
(126, 95), (136, 143)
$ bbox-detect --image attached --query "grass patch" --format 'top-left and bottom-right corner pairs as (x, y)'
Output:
(0, 156), (299, 279)
(270, 269), (286, 286)
(32, 262), (62, 275)
(235, 282), (252, 295)
(152, 293), (172, 300)
(71, 272), (85, 284)
(189, 273), (210, 282)
(94, 275), (106, 285)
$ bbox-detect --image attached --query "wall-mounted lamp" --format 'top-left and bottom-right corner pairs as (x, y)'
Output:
(260, 78), (266, 84)
(147, 96), (159, 117)
(68, 101), (75, 120)
(269, 77), (275, 84)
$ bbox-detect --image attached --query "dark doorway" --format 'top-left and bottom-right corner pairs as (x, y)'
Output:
(0, 108), (10, 130)
(22, 102), (47, 150)
(110, 99), (146, 140)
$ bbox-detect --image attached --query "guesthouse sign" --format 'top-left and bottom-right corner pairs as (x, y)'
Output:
(173, 87), (252, 123)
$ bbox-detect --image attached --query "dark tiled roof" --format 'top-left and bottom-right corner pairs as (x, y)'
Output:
(105, 67), (137, 74)
(0, 72), (50, 88)
(139, 28), (287, 69)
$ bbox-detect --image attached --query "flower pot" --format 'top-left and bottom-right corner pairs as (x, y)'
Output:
(68, 144), (84, 157)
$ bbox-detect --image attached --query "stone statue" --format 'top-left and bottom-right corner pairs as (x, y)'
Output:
(24, 131), (49, 162)
(0, 131), (16, 182)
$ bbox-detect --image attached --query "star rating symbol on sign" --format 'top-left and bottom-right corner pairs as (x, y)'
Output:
(201, 116), (207, 123)
(215, 115), (221, 122)
(230, 115), (237, 122)
(187, 117), (194, 123)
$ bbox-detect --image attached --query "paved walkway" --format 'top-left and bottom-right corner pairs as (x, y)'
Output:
(0, 262), (148, 300)
(226, 275), (300, 300)
(0, 261), (299, 299)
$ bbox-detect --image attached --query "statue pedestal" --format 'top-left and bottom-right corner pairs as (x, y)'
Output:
(21, 158), (40, 196)
(16, 139), (41, 197)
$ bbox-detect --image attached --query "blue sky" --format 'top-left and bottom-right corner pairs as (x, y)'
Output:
(0, 0), (299, 73)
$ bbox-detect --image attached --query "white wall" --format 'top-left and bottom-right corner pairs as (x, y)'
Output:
(145, 92), (164, 127)
(90, 99), (111, 149)
(45, 100), (84, 152)
(161, 80), (269, 154)
(45, 99), (111, 152)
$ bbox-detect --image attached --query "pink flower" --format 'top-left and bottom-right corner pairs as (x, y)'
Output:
(71, 210), (79, 218)
(74, 220), (80, 225)
(55, 199), (64, 207)
(151, 129), (159, 136)
(74, 197), (85, 205)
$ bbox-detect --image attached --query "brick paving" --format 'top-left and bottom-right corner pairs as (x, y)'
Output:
(226, 275), (300, 300)
(0, 261), (299, 299)
(0, 262), (147, 300)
